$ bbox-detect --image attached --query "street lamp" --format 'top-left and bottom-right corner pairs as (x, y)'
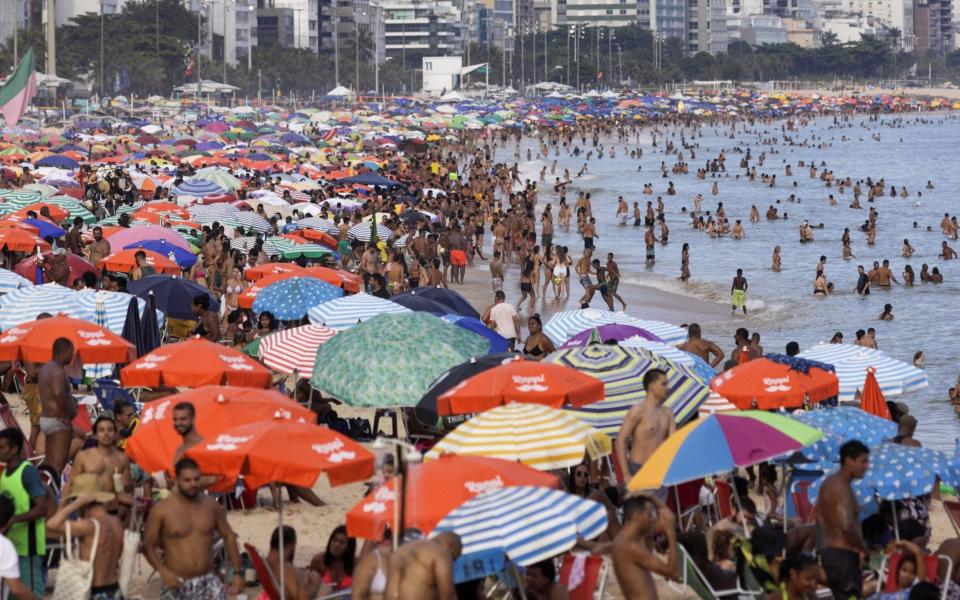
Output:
(355, 7), (368, 96)
(332, 0), (340, 85)
(197, 0), (208, 100)
(370, 436), (423, 550)
(246, 2), (255, 72)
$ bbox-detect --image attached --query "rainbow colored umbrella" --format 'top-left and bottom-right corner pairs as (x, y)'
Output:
(627, 411), (822, 491)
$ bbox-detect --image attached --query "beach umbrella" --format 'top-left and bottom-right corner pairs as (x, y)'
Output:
(347, 222), (393, 242)
(74, 290), (165, 334)
(105, 225), (191, 251)
(307, 292), (412, 330)
(22, 218), (64, 238)
(628, 411), (823, 491)
(432, 486), (607, 566)
(99, 249), (181, 275)
(127, 275), (219, 320)
(13, 252), (97, 286)
(426, 403), (611, 470)
(300, 266), (362, 293)
(0, 228), (50, 252)
(0, 283), (78, 329)
(261, 237), (335, 260)
(120, 338), (273, 388)
(346, 455), (560, 540)
(170, 177), (225, 197)
(432, 360), (605, 416)
(859, 368), (892, 420)
(311, 312), (489, 408)
(243, 262), (304, 281)
(193, 167), (242, 192)
(337, 173), (400, 187)
(414, 354), (528, 427)
(792, 406), (897, 448)
(123, 239), (197, 269)
(807, 444), (960, 514)
(0, 315), (134, 363)
(390, 293), (453, 315)
(546, 344), (710, 436)
(186, 416), (374, 489)
(544, 309), (686, 346)
(298, 217), (339, 235)
(0, 268), (32, 292)
(251, 277), (343, 320)
(120, 296), (145, 357)
(439, 315), (509, 354)
(126, 386), (314, 474)
(396, 288), (480, 320)
(140, 292), (162, 356)
(259, 324), (337, 374)
(710, 354), (839, 410)
(560, 323), (664, 347)
(798, 343), (927, 402)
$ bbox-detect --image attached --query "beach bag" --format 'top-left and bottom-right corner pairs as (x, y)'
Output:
(118, 507), (142, 597)
(52, 519), (99, 600)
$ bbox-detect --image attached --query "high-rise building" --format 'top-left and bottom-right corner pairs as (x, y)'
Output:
(913, 0), (953, 52)
(687, 0), (728, 53)
(563, 0), (638, 26)
(370, 0), (464, 60)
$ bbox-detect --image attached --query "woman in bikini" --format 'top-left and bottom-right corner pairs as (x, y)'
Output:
(522, 315), (556, 360)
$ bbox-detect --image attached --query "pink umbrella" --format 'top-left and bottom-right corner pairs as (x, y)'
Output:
(14, 252), (97, 286)
(106, 225), (191, 251)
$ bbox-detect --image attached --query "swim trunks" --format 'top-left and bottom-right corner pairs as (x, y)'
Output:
(583, 237), (594, 250)
(579, 276), (593, 289)
(520, 282), (533, 293)
(646, 245), (655, 260)
(541, 234), (552, 248)
(21, 383), (40, 428)
(161, 572), (226, 600)
(450, 249), (467, 266)
(819, 548), (861, 600)
(608, 278), (619, 294)
(39, 417), (71, 436)
(732, 289), (747, 309)
(91, 583), (122, 600)
(492, 277), (504, 292)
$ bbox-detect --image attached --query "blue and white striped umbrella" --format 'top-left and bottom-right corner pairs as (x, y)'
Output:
(798, 343), (927, 402)
(432, 486), (607, 567)
(75, 290), (166, 334)
(793, 406), (897, 448)
(84, 294), (113, 379)
(307, 293), (411, 330)
(298, 217), (339, 235)
(189, 204), (272, 234)
(618, 337), (716, 381)
(0, 284), (79, 330)
(170, 177), (225, 197)
(347, 222), (393, 242)
(808, 444), (960, 515)
(544, 309), (687, 346)
(0, 269), (33, 293)
(252, 277), (343, 320)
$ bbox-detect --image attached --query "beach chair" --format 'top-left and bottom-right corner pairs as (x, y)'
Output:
(558, 553), (609, 600)
(878, 552), (952, 600)
(944, 500), (960, 538)
(673, 545), (740, 600)
(714, 480), (735, 520)
(92, 378), (138, 414)
(244, 543), (281, 600)
(790, 479), (815, 524)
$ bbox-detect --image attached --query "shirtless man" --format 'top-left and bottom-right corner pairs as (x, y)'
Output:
(605, 253), (628, 309)
(615, 369), (676, 483)
(144, 457), (244, 599)
(612, 495), (678, 600)
(61, 416), (132, 513)
(38, 337), (78, 478)
(679, 323), (725, 367)
(47, 474), (125, 599)
(815, 440), (869, 600)
(876, 259), (898, 287)
(265, 526), (323, 600)
(575, 250), (594, 305)
(171, 402), (203, 466)
(489, 251), (505, 293)
(385, 532), (461, 600)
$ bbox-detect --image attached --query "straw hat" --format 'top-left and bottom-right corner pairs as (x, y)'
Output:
(67, 474), (116, 504)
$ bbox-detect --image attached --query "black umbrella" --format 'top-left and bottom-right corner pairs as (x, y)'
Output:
(406, 288), (480, 320)
(120, 297), (145, 358)
(414, 353), (527, 428)
(390, 293), (452, 316)
(140, 292), (161, 355)
(127, 275), (219, 320)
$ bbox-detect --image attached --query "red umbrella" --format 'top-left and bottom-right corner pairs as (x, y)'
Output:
(859, 367), (891, 420)
(711, 356), (839, 410)
(0, 316), (134, 363)
(120, 338), (272, 388)
(14, 252), (97, 286)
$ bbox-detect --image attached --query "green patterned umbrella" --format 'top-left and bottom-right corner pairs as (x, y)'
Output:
(311, 312), (489, 408)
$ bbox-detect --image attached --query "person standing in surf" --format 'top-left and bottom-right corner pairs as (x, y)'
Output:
(731, 268), (748, 315)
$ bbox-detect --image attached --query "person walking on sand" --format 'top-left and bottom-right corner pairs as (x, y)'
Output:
(612, 495), (679, 600)
(615, 370), (675, 483)
(731, 269), (748, 315)
(816, 441), (869, 600)
(606, 253), (628, 309)
(39, 337), (80, 480)
(144, 458), (245, 599)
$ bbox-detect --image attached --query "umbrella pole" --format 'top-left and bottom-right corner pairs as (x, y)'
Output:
(729, 476), (749, 534)
(783, 466), (789, 534)
(278, 501), (286, 600)
(892, 501), (900, 541)
(508, 561), (528, 600)
(398, 445), (408, 545)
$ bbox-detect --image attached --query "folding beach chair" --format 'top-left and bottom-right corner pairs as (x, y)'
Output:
(879, 552), (953, 600)
(944, 499), (960, 538)
(714, 480), (736, 520)
(558, 553), (609, 600)
(672, 545), (741, 600)
(244, 543), (281, 600)
(790, 479), (815, 524)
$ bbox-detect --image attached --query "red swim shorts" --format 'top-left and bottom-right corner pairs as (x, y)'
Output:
(450, 250), (467, 266)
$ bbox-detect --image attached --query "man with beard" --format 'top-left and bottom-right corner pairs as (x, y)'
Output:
(171, 402), (202, 466)
(144, 458), (244, 599)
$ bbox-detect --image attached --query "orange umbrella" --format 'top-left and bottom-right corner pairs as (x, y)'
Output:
(126, 386), (314, 474)
(435, 360), (605, 416)
(120, 338), (273, 388)
(301, 266), (362, 293)
(859, 367), (891, 420)
(0, 228), (51, 252)
(0, 220), (40, 235)
(710, 356), (839, 410)
(136, 201), (190, 219)
(0, 316), (134, 363)
(98, 249), (181, 274)
(346, 455), (560, 540)
(14, 203), (69, 222)
(186, 415), (375, 489)
(243, 262), (304, 282)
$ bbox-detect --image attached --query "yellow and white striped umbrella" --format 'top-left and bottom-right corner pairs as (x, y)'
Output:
(425, 402), (611, 471)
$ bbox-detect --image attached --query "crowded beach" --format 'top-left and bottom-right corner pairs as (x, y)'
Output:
(0, 87), (957, 600)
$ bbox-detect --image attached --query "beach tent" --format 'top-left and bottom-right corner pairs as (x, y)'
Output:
(327, 86), (351, 97)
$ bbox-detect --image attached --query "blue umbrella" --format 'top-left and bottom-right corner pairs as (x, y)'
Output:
(252, 277), (344, 321)
(336, 173), (400, 187)
(432, 486), (607, 566)
(35, 154), (80, 169)
(170, 178), (225, 197)
(123, 239), (197, 269)
(403, 288), (480, 320)
(390, 293), (452, 315)
(23, 218), (65, 238)
(440, 314), (509, 354)
(793, 406), (897, 447)
(127, 275), (218, 320)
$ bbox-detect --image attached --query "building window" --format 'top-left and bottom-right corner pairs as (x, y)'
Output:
(620, 8), (626, 12)
(606, 8), (612, 13)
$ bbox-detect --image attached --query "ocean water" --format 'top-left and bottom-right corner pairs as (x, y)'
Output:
(503, 112), (960, 451)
